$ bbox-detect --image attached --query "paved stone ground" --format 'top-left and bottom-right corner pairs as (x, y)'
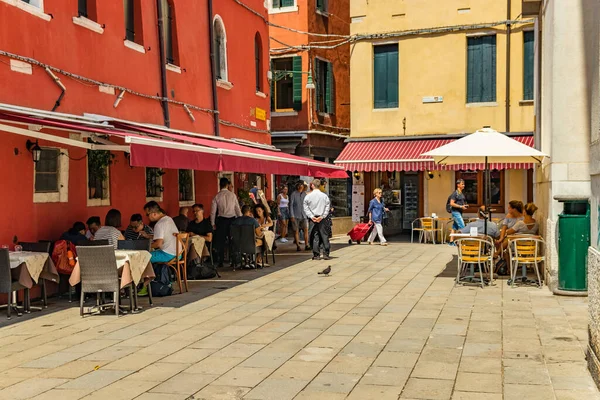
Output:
(0, 240), (597, 400)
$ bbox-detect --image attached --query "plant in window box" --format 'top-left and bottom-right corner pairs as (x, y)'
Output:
(146, 168), (165, 197)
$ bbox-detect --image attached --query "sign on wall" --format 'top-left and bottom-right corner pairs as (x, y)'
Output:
(352, 184), (365, 222)
(255, 107), (266, 121)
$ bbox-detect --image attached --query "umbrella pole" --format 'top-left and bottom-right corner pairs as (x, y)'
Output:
(485, 156), (494, 285)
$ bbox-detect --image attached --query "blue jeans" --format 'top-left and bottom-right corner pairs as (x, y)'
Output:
(451, 210), (465, 231)
(150, 250), (176, 263)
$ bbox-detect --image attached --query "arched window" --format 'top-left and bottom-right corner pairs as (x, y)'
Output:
(213, 15), (228, 81)
(255, 32), (263, 92)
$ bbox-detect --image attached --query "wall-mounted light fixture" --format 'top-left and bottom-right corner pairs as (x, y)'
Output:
(426, 170), (435, 180)
(353, 170), (361, 181)
(25, 139), (42, 163)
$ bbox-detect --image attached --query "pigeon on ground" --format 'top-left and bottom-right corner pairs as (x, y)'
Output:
(318, 266), (331, 276)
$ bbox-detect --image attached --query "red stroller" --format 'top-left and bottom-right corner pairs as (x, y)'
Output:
(347, 222), (374, 244)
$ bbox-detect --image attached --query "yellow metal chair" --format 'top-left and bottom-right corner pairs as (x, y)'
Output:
(456, 237), (494, 288)
(508, 237), (545, 288)
(411, 217), (443, 244)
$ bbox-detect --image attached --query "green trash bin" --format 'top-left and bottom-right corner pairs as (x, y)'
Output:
(557, 200), (590, 291)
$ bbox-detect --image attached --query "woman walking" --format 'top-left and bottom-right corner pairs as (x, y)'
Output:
(368, 188), (389, 246)
(277, 186), (290, 242)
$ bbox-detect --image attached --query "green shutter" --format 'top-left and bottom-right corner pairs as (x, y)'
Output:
(373, 44), (398, 109)
(316, 0), (323, 11)
(270, 60), (275, 111)
(523, 31), (534, 100)
(467, 35), (496, 103)
(281, 0), (294, 6)
(292, 56), (302, 111)
(272, 0), (281, 8)
(325, 61), (334, 114)
(314, 58), (321, 112)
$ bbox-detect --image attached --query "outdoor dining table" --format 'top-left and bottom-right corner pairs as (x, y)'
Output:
(69, 249), (154, 289)
(9, 251), (59, 288)
(188, 236), (210, 260)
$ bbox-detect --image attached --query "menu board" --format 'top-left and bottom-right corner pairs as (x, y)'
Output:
(403, 178), (419, 230)
(352, 184), (365, 222)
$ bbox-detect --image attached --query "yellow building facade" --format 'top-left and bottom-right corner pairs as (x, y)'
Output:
(337, 0), (537, 231)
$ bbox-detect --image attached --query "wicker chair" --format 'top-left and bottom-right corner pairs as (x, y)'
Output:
(0, 249), (29, 319)
(19, 241), (51, 308)
(117, 239), (151, 251)
(78, 240), (109, 246)
(76, 245), (120, 317)
(162, 233), (189, 294)
(231, 224), (263, 270)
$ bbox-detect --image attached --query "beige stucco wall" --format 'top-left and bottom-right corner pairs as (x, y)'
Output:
(350, 0), (534, 137)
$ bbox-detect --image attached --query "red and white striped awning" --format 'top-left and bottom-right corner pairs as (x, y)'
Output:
(335, 135), (535, 172)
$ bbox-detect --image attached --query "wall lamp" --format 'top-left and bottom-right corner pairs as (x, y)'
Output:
(26, 139), (42, 163)
(353, 170), (361, 181)
(426, 170), (435, 180)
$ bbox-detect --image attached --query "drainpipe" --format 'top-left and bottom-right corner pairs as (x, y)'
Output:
(208, 0), (220, 136)
(45, 68), (66, 112)
(505, 0), (511, 133)
(156, 0), (171, 127)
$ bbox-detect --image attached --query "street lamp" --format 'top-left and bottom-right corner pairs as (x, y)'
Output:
(26, 139), (42, 163)
(305, 71), (315, 90)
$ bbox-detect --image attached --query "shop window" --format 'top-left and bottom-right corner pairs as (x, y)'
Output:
(315, 58), (334, 114)
(373, 44), (399, 109)
(87, 150), (111, 206)
(34, 148), (69, 203)
(329, 178), (350, 217)
(523, 31), (534, 101)
(124, 0), (143, 45)
(146, 168), (164, 201)
(178, 169), (194, 205)
(271, 56), (302, 111)
(456, 170), (504, 212)
(467, 35), (497, 103)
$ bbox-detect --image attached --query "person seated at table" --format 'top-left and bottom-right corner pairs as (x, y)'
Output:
(124, 214), (154, 241)
(172, 206), (190, 232)
(187, 204), (213, 242)
(60, 221), (87, 245)
(495, 202), (539, 251)
(93, 209), (125, 249)
(85, 216), (101, 239)
(144, 201), (179, 263)
(497, 200), (524, 244)
(458, 206), (500, 239)
(254, 204), (273, 231)
(232, 205), (264, 265)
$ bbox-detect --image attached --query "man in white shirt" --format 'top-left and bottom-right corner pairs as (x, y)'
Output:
(144, 201), (179, 263)
(303, 179), (331, 260)
(211, 177), (242, 267)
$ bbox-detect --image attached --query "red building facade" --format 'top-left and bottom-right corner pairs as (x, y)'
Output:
(0, 0), (273, 245)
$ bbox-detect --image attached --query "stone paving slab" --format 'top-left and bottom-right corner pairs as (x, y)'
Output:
(0, 240), (597, 399)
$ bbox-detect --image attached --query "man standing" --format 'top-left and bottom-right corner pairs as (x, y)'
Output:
(211, 177), (242, 268)
(144, 201), (179, 263)
(447, 179), (468, 238)
(290, 182), (309, 252)
(303, 179), (331, 260)
(172, 207), (190, 232)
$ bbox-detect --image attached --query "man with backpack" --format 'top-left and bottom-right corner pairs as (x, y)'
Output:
(446, 179), (468, 242)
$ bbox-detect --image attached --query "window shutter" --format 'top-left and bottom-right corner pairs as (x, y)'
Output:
(386, 49), (399, 108)
(373, 48), (388, 109)
(467, 38), (477, 103)
(467, 36), (496, 103)
(270, 60), (275, 111)
(316, 0), (322, 11)
(374, 44), (398, 109)
(482, 35), (496, 102)
(326, 61), (334, 114)
(314, 58), (322, 112)
(273, 0), (281, 8)
(281, 0), (294, 7)
(292, 56), (302, 111)
(523, 31), (534, 100)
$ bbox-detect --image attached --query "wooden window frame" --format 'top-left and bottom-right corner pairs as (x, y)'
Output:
(456, 170), (505, 214)
(272, 57), (295, 112)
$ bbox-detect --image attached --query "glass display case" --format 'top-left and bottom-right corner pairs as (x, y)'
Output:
(329, 178), (350, 217)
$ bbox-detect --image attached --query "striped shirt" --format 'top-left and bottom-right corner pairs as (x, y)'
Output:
(93, 226), (122, 249)
(124, 225), (154, 241)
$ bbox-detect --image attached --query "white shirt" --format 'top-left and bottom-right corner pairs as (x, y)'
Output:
(303, 189), (331, 219)
(153, 216), (179, 256)
(211, 188), (242, 226)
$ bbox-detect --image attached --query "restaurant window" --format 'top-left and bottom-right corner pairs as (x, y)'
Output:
(315, 58), (334, 114)
(87, 149), (111, 206)
(271, 56), (302, 112)
(34, 148), (69, 204)
(456, 170), (504, 212)
(35, 148), (60, 193)
(146, 168), (165, 200)
(123, 0), (143, 45)
(161, 0), (178, 65)
(178, 169), (194, 205)
(523, 31), (534, 101)
(373, 44), (399, 109)
(467, 35), (497, 103)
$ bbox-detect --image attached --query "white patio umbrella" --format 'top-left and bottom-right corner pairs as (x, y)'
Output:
(422, 127), (548, 283)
